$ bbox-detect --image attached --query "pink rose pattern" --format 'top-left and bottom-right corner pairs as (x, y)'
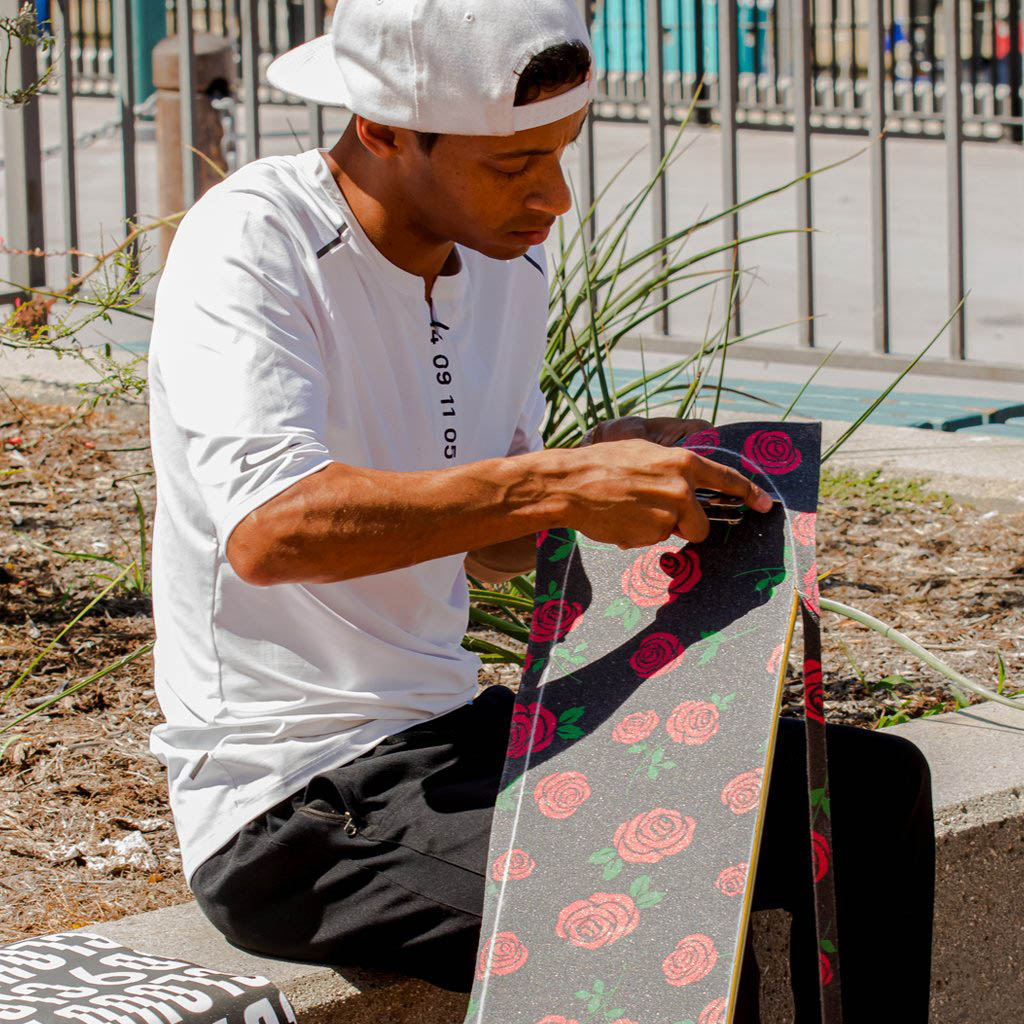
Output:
(740, 429), (803, 476)
(698, 997), (729, 1024)
(507, 702), (559, 758)
(555, 892), (640, 949)
(492, 848), (536, 882)
(622, 545), (702, 608)
(530, 599), (584, 643)
(611, 710), (659, 744)
(681, 427), (720, 457)
(533, 771), (592, 820)
(470, 424), (837, 1023)
(613, 808), (696, 864)
(665, 701), (720, 746)
(629, 632), (686, 679)
(713, 862), (748, 897)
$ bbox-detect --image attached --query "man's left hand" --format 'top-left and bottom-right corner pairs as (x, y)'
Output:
(577, 416), (713, 449)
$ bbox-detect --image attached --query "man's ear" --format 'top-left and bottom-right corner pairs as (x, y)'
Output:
(354, 116), (401, 159)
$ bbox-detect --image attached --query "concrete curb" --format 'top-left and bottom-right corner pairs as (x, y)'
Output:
(87, 700), (1024, 1024)
(89, 903), (470, 1024)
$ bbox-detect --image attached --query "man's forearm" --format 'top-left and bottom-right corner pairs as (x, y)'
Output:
(227, 451), (570, 586)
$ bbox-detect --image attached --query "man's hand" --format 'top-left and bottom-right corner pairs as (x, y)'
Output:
(558, 433), (771, 548)
(578, 416), (713, 449)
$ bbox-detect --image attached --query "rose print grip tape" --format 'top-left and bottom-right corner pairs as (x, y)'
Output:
(466, 422), (833, 1024)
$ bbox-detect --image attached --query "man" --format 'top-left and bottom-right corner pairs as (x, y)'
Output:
(147, 0), (934, 1019)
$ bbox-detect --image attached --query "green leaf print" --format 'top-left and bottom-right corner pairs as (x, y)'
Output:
(629, 875), (651, 899)
(557, 723), (586, 740)
(820, 939), (837, 953)
(495, 774), (522, 811)
(588, 847), (617, 866)
(603, 596), (631, 619)
(602, 858), (624, 881)
(559, 706), (586, 725)
(710, 692), (737, 712)
(549, 540), (575, 562)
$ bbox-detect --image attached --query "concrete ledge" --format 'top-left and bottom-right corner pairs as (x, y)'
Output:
(89, 904), (469, 1024)
(89, 701), (1024, 1024)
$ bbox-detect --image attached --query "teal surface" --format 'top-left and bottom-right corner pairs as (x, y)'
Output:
(592, 0), (771, 78)
(607, 369), (1024, 439)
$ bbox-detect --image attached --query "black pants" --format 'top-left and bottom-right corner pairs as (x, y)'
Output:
(192, 685), (934, 1022)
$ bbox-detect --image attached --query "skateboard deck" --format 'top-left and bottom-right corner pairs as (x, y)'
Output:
(467, 421), (830, 1024)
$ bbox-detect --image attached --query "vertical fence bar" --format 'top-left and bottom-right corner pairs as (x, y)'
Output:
(55, 0), (80, 284)
(578, 0), (597, 247)
(646, 0), (669, 334)
(241, 0), (260, 162)
(719, 0), (741, 336)
(305, 0), (325, 149)
(867, 0), (890, 352)
(0, 0), (45, 298)
(944, 0), (966, 359)
(1009, 0), (1023, 142)
(112, 0), (138, 269)
(792, 0), (814, 347)
(178, 0), (200, 208)
(694, 0), (711, 122)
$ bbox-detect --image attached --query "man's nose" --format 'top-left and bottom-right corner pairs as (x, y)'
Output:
(525, 163), (572, 219)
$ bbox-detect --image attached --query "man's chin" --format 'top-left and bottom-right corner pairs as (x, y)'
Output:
(470, 235), (541, 261)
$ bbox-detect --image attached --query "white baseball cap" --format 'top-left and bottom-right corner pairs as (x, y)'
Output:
(266, 0), (595, 136)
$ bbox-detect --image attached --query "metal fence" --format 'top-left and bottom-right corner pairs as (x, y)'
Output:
(3, 0), (1023, 380)
(35, 0), (1024, 141)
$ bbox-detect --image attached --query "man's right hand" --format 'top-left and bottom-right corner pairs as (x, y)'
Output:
(555, 438), (773, 548)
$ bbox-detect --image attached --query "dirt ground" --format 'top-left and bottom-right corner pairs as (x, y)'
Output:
(1, 390), (1022, 944)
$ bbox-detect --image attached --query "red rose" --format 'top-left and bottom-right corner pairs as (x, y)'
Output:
(611, 710), (660, 744)
(475, 931), (528, 979)
(536, 529), (549, 549)
(765, 642), (785, 676)
(819, 951), (833, 986)
(681, 428), (720, 456)
(536, 1017), (580, 1024)
(555, 892), (640, 949)
(534, 771), (591, 820)
(658, 547), (702, 598)
(492, 848), (536, 882)
(721, 769), (763, 815)
(622, 545), (701, 608)
(630, 633), (686, 679)
(791, 511), (816, 547)
(802, 563), (821, 616)
(662, 933), (718, 987)
(609, 1020), (641, 1024)
(804, 659), (824, 725)
(507, 702), (559, 758)
(698, 997), (728, 1024)
(529, 599), (584, 643)
(666, 701), (720, 746)
(713, 862), (748, 897)
(811, 830), (830, 882)
(613, 808), (696, 864)
(741, 430), (802, 476)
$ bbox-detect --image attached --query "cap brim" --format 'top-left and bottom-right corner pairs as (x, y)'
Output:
(266, 34), (350, 108)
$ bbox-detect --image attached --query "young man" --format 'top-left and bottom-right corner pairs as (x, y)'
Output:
(147, 0), (934, 1019)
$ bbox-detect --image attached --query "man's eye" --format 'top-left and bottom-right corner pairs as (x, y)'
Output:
(496, 163), (530, 179)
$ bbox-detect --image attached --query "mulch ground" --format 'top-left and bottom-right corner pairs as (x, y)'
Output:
(1, 391), (1022, 944)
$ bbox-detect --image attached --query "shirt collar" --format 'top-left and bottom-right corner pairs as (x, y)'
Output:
(308, 148), (466, 305)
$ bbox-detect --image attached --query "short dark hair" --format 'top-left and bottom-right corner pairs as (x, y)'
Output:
(414, 40), (591, 153)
